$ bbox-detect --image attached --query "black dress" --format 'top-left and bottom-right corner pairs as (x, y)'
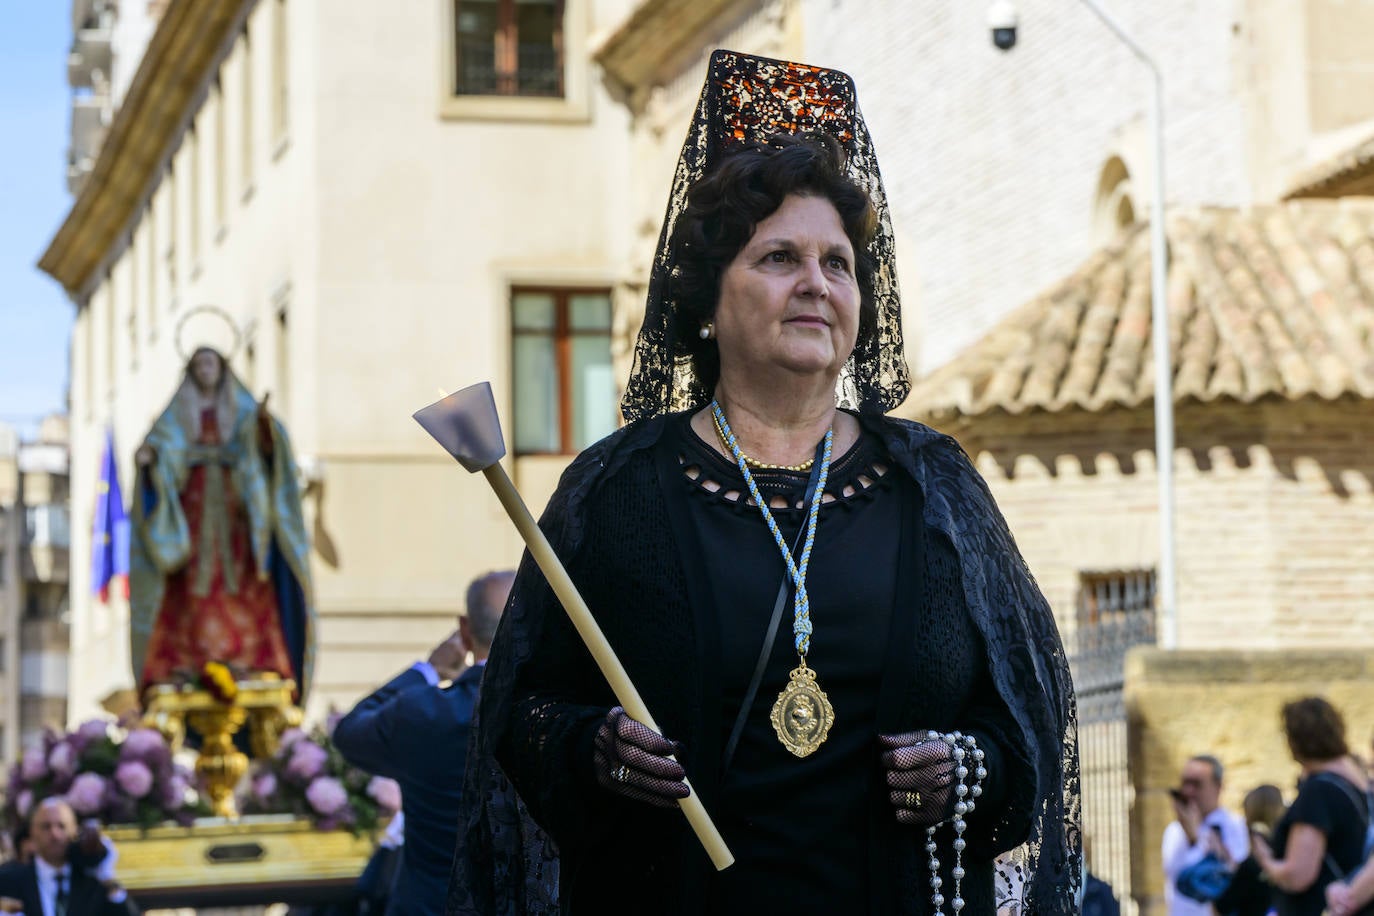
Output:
(492, 413), (1028, 914)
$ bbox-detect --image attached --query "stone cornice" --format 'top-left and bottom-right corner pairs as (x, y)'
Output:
(595, 0), (758, 91)
(39, 0), (253, 301)
(1285, 132), (1374, 200)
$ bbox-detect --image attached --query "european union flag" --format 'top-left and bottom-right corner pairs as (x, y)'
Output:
(91, 427), (130, 601)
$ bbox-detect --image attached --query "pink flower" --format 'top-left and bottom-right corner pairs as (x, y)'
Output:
(253, 771), (278, 801)
(67, 773), (108, 815)
(161, 771), (190, 809)
(286, 740), (328, 782)
(76, 719), (111, 744)
(47, 742), (76, 778)
(366, 776), (401, 814)
(67, 719), (113, 756)
(114, 760), (154, 799)
(120, 728), (167, 760)
(15, 790), (33, 819)
(276, 727), (306, 758)
(19, 747), (47, 782)
(305, 776), (349, 816)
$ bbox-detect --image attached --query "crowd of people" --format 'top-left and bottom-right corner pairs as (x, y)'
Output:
(1163, 696), (1374, 916)
(22, 44), (1374, 916)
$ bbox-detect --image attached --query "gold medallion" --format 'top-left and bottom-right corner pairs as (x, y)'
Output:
(770, 662), (835, 757)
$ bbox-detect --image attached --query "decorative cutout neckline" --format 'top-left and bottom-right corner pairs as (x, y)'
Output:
(677, 415), (889, 511)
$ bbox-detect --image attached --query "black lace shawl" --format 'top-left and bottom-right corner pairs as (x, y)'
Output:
(446, 413), (1081, 914)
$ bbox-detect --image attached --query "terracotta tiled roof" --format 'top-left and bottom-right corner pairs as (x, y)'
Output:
(905, 201), (1374, 420)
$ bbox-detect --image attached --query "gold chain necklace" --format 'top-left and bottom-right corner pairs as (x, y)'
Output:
(710, 410), (815, 472)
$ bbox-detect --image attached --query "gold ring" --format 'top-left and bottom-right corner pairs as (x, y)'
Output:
(906, 791), (920, 809)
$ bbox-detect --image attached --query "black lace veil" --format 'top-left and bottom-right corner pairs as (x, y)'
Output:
(620, 49), (911, 423)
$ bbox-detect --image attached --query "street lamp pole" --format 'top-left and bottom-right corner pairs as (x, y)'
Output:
(1074, 0), (1177, 649)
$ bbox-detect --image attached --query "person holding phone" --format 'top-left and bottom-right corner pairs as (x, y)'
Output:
(1162, 754), (1250, 916)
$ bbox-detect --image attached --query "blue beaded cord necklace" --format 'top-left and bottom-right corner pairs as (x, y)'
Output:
(711, 400), (837, 758)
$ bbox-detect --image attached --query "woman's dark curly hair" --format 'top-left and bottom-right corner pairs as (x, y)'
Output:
(1282, 696), (1349, 763)
(667, 132), (880, 393)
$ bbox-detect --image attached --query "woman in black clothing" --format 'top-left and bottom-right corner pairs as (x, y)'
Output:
(1212, 784), (1285, 916)
(447, 50), (1079, 916)
(1253, 697), (1374, 916)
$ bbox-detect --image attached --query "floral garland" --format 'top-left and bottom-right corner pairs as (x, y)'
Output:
(239, 721), (400, 834)
(2, 719), (209, 831)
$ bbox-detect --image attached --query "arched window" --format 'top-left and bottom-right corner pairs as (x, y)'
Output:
(1093, 156), (1137, 245)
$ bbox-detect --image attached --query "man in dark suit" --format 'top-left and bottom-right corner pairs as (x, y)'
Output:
(0, 798), (138, 915)
(334, 570), (514, 916)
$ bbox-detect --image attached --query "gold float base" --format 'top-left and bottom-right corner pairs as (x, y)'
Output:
(142, 676), (303, 820)
(107, 816), (375, 906)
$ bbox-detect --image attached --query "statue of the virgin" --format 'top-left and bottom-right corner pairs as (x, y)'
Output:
(129, 336), (316, 701)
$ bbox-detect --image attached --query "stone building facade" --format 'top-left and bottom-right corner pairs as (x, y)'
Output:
(0, 417), (73, 760)
(43, 0), (635, 721)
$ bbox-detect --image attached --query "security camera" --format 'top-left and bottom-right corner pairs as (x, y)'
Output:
(988, 0), (1018, 51)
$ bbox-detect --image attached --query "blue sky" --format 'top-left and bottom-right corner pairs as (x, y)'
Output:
(0, 4), (74, 438)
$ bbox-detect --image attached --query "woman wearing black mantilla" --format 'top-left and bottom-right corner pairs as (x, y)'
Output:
(447, 51), (1079, 915)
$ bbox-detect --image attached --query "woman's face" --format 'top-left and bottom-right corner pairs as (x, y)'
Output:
(190, 349), (224, 392)
(713, 193), (860, 385)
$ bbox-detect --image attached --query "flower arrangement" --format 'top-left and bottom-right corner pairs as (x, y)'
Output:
(168, 660), (245, 704)
(240, 723), (400, 833)
(199, 661), (239, 704)
(3, 719), (210, 831)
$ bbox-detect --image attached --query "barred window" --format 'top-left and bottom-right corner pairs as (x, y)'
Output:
(454, 0), (564, 98)
(1076, 569), (1156, 653)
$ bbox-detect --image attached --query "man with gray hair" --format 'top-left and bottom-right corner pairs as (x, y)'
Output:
(334, 570), (514, 916)
(1161, 753), (1249, 916)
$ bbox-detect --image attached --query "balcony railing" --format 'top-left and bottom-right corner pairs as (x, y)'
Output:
(68, 93), (110, 192)
(68, 26), (113, 90)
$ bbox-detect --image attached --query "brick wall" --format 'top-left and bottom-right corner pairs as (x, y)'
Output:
(942, 397), (1374, 648)
(1266, 399), (1374, 643)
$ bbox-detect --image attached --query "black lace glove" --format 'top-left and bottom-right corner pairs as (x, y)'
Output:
(592, 706), (690, 809)
(880, 732), (959, 827)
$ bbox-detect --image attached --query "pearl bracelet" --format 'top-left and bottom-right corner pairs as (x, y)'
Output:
(924, 731), (987, 915)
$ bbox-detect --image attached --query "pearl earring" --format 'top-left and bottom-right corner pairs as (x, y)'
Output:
(699, 322), (715, 340)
